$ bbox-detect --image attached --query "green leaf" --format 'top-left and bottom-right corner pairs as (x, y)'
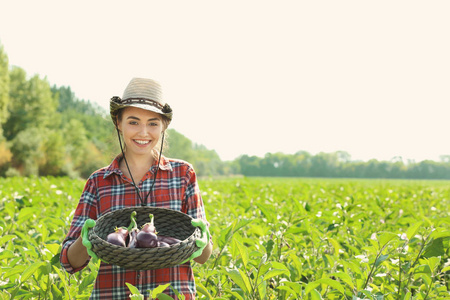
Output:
(305, 278), (345, 295)
(79, 272), (96, 293)
(282, 281), (302, 295)
(329, 272), (355, 290)
(223, 288), (243, 300)
(256, 203), (274, 222)
(217, 223), (234, 249)
(52, 265), (70, 297)
(441, 265), (450, 273)
(375, 254), (389, 268)
(0, 250), (15, 260)
(429, 229), (450, 239)
(235, 218), (253, 232)
(45, 243), (61, 256)
(262, 268), (289, 282)
(10, 262), (46, 299)
(225, 268), (251, 294)
(20, 261), (46, 283)
(425, 256), (441, 273)
(257, 279), (267, 300)
(310, 288), (323, 300)
(153, 293), (175, 300)
(265, 239), (275, 258)
(125, 282), (142, 295)
(414, 264), (431, 274)
(233, 237), (249, 269)
(422, 238), (445, 258)
(406, 221), (422, 240)
(402, 291), (412, 300)
(276, 285), (297, 298)
(0, 234), (16, 245)
(3, 265), (26, 279)
(304, 202), (312, 212)
(195, 282), (212, 299)
(51, 284), (63, 299)
(150, 283), (171, 298)
(358, 289), (373, 298)
(271, 261), (290, 271)
(377, 232), (397, 248)
(327, 237), (341, 257)
(17, 207), (37, 223)
(419, 273), (432, 287)
(258, 261), (271, 281)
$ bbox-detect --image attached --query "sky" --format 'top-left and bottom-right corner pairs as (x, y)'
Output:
(1, 1), (449, 162)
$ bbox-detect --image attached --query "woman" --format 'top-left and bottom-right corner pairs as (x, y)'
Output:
(60, 78), (212, 299)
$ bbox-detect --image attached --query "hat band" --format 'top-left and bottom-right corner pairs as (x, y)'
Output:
(121, 98), (164, 110)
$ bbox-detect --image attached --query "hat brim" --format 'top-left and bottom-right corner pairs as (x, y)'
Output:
(110, 101), (173, 125)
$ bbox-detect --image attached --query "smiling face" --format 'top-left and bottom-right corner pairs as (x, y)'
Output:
(117, 107), (164, 159)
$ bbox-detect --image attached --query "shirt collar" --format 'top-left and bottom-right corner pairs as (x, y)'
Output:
(103, 154), (173, 179)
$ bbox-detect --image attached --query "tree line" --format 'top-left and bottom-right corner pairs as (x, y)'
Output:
(1, 42), (449, 179)
(238, 152), (450, 180)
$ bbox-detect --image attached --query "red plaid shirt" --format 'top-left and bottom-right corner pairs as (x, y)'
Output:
(60, 155), (207, 300)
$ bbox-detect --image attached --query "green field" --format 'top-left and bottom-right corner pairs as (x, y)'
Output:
(0, 177), (449, 299)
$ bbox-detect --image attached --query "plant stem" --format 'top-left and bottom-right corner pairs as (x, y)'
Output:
(362, 241), (390, 291)
(396, 257), (402, 299)
(423, 277), (433, 300)
(404, 229), (433, 291)
(396, 239), (409, 299)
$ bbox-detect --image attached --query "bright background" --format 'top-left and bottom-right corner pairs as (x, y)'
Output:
(1, 0), (449, 162)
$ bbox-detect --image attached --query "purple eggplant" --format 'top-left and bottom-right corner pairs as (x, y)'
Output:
(128, 228), (139, 248)
(106, 227), (128, 247)
(136, 214), (159, 248)
(157, 235), (181, 245)
(158, 241), (170, 248)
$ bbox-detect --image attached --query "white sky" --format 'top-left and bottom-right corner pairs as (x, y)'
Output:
(1, 1), (449, 162)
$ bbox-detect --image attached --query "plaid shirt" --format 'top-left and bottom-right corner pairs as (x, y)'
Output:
(60, 155), (207, 300)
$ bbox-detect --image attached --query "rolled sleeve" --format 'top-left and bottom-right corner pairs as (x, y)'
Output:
(60, 239), (90, 274)
(60, 179), (98, 274)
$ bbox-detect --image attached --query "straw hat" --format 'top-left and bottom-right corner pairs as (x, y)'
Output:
(110, 78), (173, 126)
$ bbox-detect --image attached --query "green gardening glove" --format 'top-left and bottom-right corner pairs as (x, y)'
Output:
(182, 219), (210, 263)
(81, 218), (98, 260)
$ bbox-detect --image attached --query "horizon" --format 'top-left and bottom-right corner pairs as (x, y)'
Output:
(1, 1), (449, 163)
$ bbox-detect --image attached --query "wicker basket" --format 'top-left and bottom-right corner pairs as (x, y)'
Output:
(88, 206), (201, 270)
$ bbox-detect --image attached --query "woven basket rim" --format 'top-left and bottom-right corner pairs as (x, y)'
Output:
(87, 206), (201, 269)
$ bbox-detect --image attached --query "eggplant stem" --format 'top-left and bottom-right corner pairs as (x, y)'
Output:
(127, 211), (138, 232)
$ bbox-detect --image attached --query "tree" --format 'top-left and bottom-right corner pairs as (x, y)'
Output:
(0, 141), (12, 173)
(4, 67), (59, 140)
(165, 129), (195, 162)
(63, 119), (89, 170)
(238, 155), (261, 176)
(39, 130), (65, 176)
(10, 127), (44, 176)
(191, 144), (224, 176)
(0, 42), (9, 138)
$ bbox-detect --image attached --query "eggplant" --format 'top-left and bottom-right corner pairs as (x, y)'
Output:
(128, 229), (139, 248)
(157, 235), (181, 245)
(106, 227), (128, 247)
(158, 241), (170, 248)
(136, 214), (159, 248)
